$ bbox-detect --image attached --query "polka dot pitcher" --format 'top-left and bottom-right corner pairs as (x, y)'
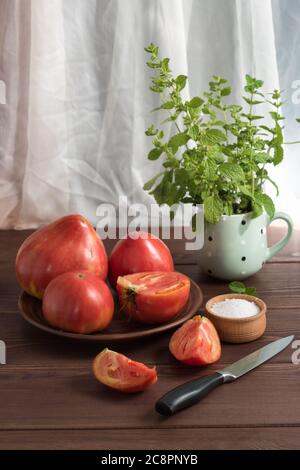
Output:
(198, 211), (293, 280)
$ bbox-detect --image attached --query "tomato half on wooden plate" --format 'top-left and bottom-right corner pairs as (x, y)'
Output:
(169, 315), (221, 365)
(117, 271), (191, 324)
(93, 349), (157, 393)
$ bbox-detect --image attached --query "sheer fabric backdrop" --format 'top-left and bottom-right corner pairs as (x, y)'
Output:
(0, 0), (299, 229)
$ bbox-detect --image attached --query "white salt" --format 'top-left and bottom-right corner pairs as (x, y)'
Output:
(211, 298), (260, 318)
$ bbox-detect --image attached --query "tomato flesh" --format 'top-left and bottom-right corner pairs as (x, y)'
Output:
(108, 231), (174, 288)
(93, 349), (157, 393)
(117, 271), (190, 324)
(169, 315), (221, 365)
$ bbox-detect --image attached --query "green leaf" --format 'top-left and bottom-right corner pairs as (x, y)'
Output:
(148, 148), (163, 160)
(242, 113), (264, 121)
(273, 144), (284, 165)
(259, 125), (274, 133)
(249, 115), (264, 121)
(229, 281), (258, 297)
(254, 152), (270, 164)
(163, 157), (179, 168)
(296, 118), (300, 123)
(221, 87), (231, 97)
(150, 172), (174, 205)
(255, 193), (275, 219)
(213, 76), (228, 85)
(175, 168), (188, 186)
(143, 172), (163, 191)
(204, 159), (218, 181)
(273, 123), (284, 165)
(145, 125), (158, 136)
(204, 195), (223, 224)
(205, 129), (227, 144)
(276, 123), (283, 144)
(252, 202), (263, 218)
(245, 287), (257, 296)
(146, 61), (160, 69)
(175, 74), (187, 91)
(168, 133), (189, 152)
(187, 125), (199, 141)
(229, 281), (246, 294)
(219, 163), (245, 181)
(270, 111), (284, 121)
(202, 105), (211, 115)
(161, 58), (170, 73)
(144, 43), (158, 54)
(239, 186), (253, 198)
(160, 101), (174, 110)
(187, 96), (204, 108)
(229, 105), (243, 114)
(243, 96), (263, 105)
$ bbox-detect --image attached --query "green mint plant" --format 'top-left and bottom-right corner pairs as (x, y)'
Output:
(228, 281), (257, 297)
(143, 43), (298, 224)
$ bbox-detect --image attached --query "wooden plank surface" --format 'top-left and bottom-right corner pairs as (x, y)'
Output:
(0, 229), (299, 449)
(0, 427), (300, 450)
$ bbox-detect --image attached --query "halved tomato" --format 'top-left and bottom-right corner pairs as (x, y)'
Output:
(116, 271), (190, 324)
(93, 349), (157, 393)
(169, 315), (221, 365)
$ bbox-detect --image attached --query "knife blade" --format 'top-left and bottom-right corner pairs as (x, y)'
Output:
(155, 335), (294, 416)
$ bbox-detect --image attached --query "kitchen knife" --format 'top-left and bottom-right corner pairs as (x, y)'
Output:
(155, 335), (294, 416)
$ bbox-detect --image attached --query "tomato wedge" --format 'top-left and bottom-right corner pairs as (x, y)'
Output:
(116, 271), (191, 324)
(169, 315), (221, 365)
(93, 349), (157, 393)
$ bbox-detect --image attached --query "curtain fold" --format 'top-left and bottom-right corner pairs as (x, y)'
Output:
(1, 0), (296, 229)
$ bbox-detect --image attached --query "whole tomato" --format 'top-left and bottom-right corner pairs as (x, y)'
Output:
(42, 271), (114, 334)
(117, 271), (190, 324)
(93, 348), (157, 393)
(169, 315), (221, 365)
(108, 231), (174, 288)
(16, 214), (108, 298)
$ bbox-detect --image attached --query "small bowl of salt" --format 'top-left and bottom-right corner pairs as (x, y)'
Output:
(205, 293), (267, 343)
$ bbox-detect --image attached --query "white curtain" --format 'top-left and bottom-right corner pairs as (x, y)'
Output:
(0, 0), (298, 229)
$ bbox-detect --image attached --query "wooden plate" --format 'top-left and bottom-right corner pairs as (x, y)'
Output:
(18, 279), (203, 342)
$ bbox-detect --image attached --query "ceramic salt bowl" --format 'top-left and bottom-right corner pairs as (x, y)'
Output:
(205, 293), (267, 343)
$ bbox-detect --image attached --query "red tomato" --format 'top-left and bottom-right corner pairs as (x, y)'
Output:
(117, 271), (190, 324)
(108, 231), (174, 288)
(93, 348), (157, 393)
(169, 315), (221, 365)
(16, 214), (108, 298)
(42, 271), (114, 334)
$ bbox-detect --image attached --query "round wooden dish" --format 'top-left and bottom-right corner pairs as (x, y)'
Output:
(18, 278), (203, 342)
(205, 293), (267, 343)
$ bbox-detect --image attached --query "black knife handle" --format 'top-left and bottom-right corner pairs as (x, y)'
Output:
(155, 372), (224, 416)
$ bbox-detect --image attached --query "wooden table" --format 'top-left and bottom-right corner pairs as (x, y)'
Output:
(0, 228), (299, 450)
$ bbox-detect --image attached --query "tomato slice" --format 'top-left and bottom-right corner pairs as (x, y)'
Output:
(93, 349), (157, 393)
(116, 271), (191, 324)
(169, 315), (221, 365)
